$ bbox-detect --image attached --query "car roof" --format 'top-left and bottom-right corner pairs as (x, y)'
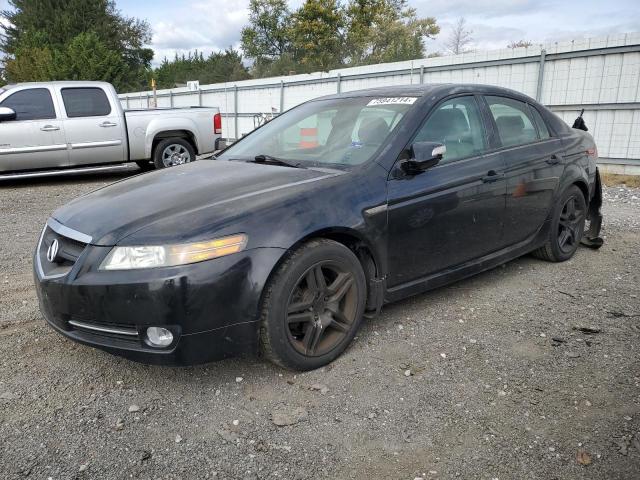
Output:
(314, 83), (534, 102)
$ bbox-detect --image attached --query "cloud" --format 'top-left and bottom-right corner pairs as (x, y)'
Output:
(141, 0), (250, 64)
(415, 0), (546, 20)
(427, 0), (640, 53)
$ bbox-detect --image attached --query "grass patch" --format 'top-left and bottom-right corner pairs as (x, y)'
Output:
(600, 172), (640, 188)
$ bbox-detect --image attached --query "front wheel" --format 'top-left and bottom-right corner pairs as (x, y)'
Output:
(153, 137), (196, 169)
(532, 185), (587, 262)
(260, 239), (367, 371)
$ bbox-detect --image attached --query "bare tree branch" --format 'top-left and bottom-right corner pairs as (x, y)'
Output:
(445, 17), (473, 55)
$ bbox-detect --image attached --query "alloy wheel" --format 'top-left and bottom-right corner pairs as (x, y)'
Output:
(162, 144), (191, 167)
(557, 194), (584, 254)
(285, 261), (358, 357)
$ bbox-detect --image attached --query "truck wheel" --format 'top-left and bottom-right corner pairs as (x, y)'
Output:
(532, 185), (586, 262)
(153, 138), (196, 169)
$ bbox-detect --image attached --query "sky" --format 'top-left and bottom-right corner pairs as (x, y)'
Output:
(1, 0), (639, 66)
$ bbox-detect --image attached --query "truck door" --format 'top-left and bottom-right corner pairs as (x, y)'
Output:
(59, 87), (126, 166)
(0, 87), (68, 173)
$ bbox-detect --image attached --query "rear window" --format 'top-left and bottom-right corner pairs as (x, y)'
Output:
(486, 96), (538, 147)
(529, 105), (551, 139)
(0, 88), (56, 121)
(61, 87), (111, 117)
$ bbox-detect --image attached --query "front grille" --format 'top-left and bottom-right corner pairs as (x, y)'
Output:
(37, 221), (89, 279)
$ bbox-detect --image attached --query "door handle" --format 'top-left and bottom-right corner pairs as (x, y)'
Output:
(99, 121), (117, 127)
(482, 170), (505, 183)
(546, 154), (561, 165)
(40, 125), (60, 132)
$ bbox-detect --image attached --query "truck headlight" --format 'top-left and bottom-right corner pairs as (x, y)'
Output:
(100, 234), (247, 270)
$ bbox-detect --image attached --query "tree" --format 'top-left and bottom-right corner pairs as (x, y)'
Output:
(290, 0), (345, 72)
(241, 0), (293, 77)
(242, 0), (440, 76)
(508, 40), (534, 49)
(154, 49), (250, 89)
(345, 0), (439, 65)
(445, 17), (473, 55)
(0, 0), (153, 91)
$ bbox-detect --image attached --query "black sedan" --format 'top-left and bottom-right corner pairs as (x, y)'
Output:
(34, 84), (603, 370)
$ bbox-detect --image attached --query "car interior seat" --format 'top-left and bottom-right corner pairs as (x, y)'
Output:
(420, 108), (475, 160)
(495, 115), (527, 146)
(358, 117), (390, 145)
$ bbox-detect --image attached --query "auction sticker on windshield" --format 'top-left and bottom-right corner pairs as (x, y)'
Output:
(367, 97), (417, 106)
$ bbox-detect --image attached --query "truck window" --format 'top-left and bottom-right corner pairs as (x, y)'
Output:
(0, 88), (56, 121)
(61, 88), (112, 118)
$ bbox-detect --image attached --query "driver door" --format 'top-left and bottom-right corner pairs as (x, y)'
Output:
(386, 95), (507, 288)
(0, 87), (68, 172)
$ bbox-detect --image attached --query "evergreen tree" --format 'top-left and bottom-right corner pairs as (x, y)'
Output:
(0, 0), (153, 90)
(153, 49), (250, 89)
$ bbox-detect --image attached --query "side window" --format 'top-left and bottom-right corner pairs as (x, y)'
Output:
(529, 105), (551, 139)
(486, 96), (538, 147)
(0, 88), (56, 121)
(413, 96), (486, 163)
(61, 88), (111, 118)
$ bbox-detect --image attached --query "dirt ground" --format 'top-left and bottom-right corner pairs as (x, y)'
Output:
(0, 169), (639, 480)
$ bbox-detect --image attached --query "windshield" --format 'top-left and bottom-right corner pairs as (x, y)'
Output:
(219, 96), (416, 169)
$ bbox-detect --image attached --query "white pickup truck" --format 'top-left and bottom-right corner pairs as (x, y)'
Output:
(0, 81), (222, 178)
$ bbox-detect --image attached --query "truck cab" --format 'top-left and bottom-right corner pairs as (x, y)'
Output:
(0, 81), (221, 177)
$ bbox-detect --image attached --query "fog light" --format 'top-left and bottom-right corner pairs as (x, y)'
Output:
(146, 327), (173, 347)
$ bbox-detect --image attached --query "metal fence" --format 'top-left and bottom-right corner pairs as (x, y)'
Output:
(120, 33), (640, 171)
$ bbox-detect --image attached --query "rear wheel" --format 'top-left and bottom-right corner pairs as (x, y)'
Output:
(153, 137), (196, 169)
(532, 185), (586, 262)
(260, 239), (367, 371)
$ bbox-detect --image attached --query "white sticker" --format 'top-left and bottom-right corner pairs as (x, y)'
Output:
(367, 97), (418, 106)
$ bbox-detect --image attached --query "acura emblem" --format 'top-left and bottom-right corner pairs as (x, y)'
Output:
(47, 239), (59, 263)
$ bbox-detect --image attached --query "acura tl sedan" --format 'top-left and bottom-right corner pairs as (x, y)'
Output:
(34, 84), (603, 370)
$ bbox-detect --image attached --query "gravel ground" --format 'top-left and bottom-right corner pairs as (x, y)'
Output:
(0, 171), (639, 480)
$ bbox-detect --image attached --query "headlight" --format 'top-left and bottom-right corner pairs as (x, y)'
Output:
(100, 234), (248, 270)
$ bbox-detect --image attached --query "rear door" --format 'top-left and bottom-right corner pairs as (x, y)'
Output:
(482, 95), (564, 245)
(58, 86), (126, 166)
(0, 87), (68, 172)
(386, 95), (507, 287)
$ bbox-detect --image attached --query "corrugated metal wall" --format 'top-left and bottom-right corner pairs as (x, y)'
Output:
(120, 33), (640, 167)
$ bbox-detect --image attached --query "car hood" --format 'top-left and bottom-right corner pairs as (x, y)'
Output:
(52, 160), (339, 246)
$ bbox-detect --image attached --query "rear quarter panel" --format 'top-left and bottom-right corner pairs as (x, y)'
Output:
(124, 108), (219, 160)
(559, 129), (596, 200)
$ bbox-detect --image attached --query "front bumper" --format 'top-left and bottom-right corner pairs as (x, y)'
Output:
(34, 245), (285, 365)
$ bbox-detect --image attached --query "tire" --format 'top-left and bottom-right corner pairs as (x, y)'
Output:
(152, 137), (196, 169)
(260, 239), (367, 371)
(135, 160), (154, 171)
(532, 185), (587, 262)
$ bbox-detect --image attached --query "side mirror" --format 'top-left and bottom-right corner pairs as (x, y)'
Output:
(0, 107), (16, 122)
(401, 141), (445, 175)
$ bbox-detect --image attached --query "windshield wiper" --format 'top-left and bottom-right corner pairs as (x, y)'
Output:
(251, 154), (306, 169)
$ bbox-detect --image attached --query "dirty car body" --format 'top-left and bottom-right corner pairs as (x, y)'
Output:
(33, 84), (603, 366)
